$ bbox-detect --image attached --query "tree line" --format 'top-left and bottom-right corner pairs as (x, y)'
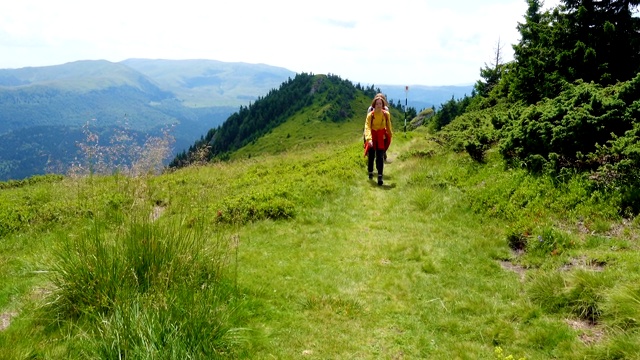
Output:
(430, 0), (640, 214)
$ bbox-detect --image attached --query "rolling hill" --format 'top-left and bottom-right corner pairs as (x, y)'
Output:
(0, 59), (473, 182)
(0, 59), (296, 181)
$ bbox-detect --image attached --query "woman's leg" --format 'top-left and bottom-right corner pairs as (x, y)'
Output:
(376, 149), (384, 185)
(367, 147), (375, 179)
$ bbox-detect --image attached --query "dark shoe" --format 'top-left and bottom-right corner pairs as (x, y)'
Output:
(377, 175), (383, 186)
(368, 172), (374, 180)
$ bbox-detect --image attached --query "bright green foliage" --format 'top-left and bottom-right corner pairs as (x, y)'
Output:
(496, 75), (640, 214)
(494, 346), (526, 360)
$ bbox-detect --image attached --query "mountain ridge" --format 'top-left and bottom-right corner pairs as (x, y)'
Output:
(0, 59), (473, 181)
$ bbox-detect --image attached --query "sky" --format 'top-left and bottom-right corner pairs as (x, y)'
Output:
(0, 0), (562, 86)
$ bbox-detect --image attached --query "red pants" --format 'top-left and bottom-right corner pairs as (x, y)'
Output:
(368, 129), (390, 175)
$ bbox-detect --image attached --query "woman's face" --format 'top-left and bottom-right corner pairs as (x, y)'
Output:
(375, 99), (383, 109)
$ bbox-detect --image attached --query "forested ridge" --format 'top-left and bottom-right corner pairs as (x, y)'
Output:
(170, 73), (390, 166)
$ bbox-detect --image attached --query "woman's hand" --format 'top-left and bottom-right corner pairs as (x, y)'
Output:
(368, 140), (373, 148)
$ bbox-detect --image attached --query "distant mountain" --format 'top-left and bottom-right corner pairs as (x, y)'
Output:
(0, 59), (296, 181)
(121, 59), (297, 108)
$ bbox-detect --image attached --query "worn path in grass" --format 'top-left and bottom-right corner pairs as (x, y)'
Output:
(236, 138), (524, 359)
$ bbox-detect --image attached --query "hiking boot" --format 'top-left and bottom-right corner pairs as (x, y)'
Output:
(368, 172), (374, 180)
(377, 174), (383, 186)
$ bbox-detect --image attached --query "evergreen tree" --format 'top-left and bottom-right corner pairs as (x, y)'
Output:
(509, 0), (563, 103)
(509, 0), (640, 104)
(558, 0), (640, 85)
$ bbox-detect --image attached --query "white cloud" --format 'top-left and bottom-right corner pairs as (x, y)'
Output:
(0, 0), (564, 85)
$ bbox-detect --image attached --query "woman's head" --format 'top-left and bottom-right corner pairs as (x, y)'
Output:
(371, 95), (387, 109)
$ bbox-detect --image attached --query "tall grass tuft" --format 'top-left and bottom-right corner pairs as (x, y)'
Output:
(44, 218), (250, 357)
(603, 285), (640, 330)
(566, 270), (609, 323)
(92, 280), (250, 359)
(525, 271), (569, 313)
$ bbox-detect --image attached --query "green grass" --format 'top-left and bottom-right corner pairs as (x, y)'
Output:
(1, 127), (640, 358)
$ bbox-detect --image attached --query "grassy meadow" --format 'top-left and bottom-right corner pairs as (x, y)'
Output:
(1, 126), (639, 359)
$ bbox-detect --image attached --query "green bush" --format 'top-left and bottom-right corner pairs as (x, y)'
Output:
(497, 76), (640, 213)
(527, 227), (575, 257)
(216, 189), (295, 224)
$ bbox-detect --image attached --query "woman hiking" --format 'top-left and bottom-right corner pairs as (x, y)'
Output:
(364, 95), (393, 186)
(366, 93), (389, 162)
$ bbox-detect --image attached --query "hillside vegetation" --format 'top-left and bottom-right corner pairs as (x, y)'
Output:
(1, 122), (639, 358)
(1, 0), (640, 358)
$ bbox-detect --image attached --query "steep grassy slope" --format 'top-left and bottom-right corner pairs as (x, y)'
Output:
(230, 84), (375, 159)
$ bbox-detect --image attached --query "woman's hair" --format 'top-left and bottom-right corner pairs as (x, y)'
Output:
(371, 94), (388, 108)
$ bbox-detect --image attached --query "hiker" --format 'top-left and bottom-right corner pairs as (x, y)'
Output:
(367, 93), (389, 162)
(366, 93), (389, 162)
(364, 95), (393, 185)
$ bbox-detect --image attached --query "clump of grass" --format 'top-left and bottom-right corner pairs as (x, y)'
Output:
(526, 269), (612, 324)
(566, 270), (612, 324)
(92, 281), (251, 359)
(301, 295), (363, 317)
(525, 271), (569, 313)
(43, 217), (250, 357)
(602, 285), (640, 330)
